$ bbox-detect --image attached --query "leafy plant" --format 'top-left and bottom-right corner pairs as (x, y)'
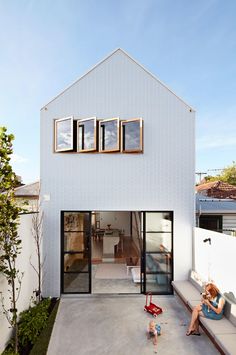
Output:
(205, 161), (236, 185)
(0, 126), (24, 354)
(18, 298), (51, 347)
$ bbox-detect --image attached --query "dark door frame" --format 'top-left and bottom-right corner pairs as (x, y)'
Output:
(61, 210), (174, 295)
(61, 211), (92, 294)
(142, 211), (174, 295)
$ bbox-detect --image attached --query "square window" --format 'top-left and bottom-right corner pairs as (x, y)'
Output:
(77, 117), (97, 152)
(54, 117), (74, 152)
(121, 118), (143, 153)
(99, 118), (120, 152)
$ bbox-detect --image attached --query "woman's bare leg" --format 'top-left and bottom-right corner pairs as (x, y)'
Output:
(187, 305), (202, 333)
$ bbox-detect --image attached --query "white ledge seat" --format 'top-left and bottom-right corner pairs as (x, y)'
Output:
(171, 280), (201, 304)
(172, 277), (236, 355)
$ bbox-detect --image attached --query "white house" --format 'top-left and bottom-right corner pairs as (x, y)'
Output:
(40, 48), (195, 297)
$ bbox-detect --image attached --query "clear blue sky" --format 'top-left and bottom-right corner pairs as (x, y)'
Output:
(1, 0), (235, 183)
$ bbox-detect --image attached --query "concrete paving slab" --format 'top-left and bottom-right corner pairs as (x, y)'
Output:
(47, 295), (219, 355)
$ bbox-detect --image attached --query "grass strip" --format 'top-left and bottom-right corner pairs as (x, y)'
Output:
(29, 300), (60, 355)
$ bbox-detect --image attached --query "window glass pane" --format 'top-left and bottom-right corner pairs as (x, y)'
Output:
(64, 232), (85, 252)
(123, 121), (141, 150)
(78, 119), (96, 151)
(146, 274), (172, 293)
(64, 254), (89, 272)
(146, 233), (172, 252)
(55, 118), (73, 151)
(64, 212), (90, 232)
(64, 273), (89, 293)
(146, 253), (172, 274)
(146, 212), (172, 232)
(100, 120), (119, 151)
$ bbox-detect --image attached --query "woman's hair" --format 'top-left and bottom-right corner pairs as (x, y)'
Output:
(206, 283), (220, 298)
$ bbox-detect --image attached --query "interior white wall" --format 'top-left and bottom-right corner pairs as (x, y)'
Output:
(40, 49), (195, 296)
(98, 211), (130, 235)
(0, 214), (38, 353)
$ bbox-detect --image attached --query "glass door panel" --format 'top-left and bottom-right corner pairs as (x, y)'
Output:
(62, 212), (91, 293)
(142, 212), (173, 295)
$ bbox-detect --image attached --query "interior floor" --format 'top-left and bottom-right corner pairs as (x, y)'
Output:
(92, 235), (141, 294)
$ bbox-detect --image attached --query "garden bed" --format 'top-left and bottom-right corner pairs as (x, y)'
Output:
(3, 298), (60, 355)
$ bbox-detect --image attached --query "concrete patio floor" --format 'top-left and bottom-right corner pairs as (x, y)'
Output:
(47, 295), (219, 355)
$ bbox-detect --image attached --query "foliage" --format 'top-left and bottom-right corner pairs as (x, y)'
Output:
(2, 349), (19, 355)
(0, 126), (24, 354)
(30, 299), (59, 355)
(204, 161), (236, 186)
(18, 298), (51, 347)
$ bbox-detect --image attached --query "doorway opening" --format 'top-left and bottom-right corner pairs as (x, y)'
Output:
(61, 211), (173, 295)
(91, 211), (141, 294)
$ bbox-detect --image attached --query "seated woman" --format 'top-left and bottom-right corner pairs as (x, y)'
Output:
(186, 282), (225, 336)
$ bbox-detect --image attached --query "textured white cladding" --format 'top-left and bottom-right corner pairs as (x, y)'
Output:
(40, 49), (195, 296)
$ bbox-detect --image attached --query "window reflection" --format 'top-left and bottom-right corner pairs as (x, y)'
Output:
(77, 118), (96, 152)
(122, 119), (142, 152)
(99, 118), (119, 152)
(55, 117), (73, 152)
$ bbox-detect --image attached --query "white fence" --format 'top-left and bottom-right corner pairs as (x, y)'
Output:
(194, 227), (236, 297)
(0, 213), (38, 353)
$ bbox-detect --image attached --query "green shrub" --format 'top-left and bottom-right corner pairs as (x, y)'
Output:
(1, 349), (18, 355)
(18, 298), (51, 347)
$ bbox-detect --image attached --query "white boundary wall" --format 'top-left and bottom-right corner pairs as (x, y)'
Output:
(194, 227), (236, 297)
(0, 214), (38, 353)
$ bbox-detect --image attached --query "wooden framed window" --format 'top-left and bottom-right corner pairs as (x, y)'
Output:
(99, 118), (120, 152)
(121, 118), (143, 153)
(77, 117), (97, 152)
(54, 117), (74, 152)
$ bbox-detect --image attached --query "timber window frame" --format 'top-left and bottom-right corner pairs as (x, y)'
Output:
(99, 117), (120, 153)
(121, 118), (143, 153)
(54, 116), (74, 152)
(77, 117), (97, 152)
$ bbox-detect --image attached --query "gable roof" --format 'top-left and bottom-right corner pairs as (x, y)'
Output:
(196, 181), (236, 200)
(41, 48), (195, 111)
(14, 181), (39, 198)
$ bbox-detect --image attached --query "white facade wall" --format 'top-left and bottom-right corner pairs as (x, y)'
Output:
(0, 214), (38, 353)
(40, 49), (195, 296)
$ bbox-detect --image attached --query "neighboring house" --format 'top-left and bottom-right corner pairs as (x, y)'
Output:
(196, 193), (236, 235)
(40, 48), (195, 297)
(14, 181), (39, 211)
(196, 181), (236, 235)
(196, 180), (236, 200)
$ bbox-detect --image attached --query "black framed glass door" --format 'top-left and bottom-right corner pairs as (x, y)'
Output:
(142, 211), (173, 295)
(61, 211), (91, 293)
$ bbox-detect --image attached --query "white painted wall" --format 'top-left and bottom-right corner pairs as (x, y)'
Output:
(0, 214), (38, 353)
(40, 49), (195, 296)
(194, 227), (236, 296)
(98, 211), (130, 235)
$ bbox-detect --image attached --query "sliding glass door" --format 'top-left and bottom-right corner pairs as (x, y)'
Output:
(61, 211), (91, 293)
(142, 212), (173, 294)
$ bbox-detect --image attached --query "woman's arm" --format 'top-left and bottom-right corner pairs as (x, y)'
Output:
(203, 297), (225, 314)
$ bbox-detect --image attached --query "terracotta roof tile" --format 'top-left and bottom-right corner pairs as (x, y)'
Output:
(196, 180), (236, 200)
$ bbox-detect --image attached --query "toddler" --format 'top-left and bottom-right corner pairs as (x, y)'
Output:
(147, 320), (160, 353)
